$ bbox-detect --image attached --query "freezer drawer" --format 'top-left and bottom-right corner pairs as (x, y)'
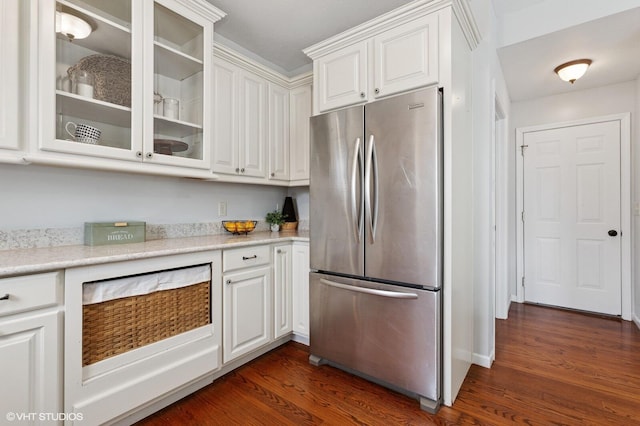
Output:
(309, 272), (440, 404)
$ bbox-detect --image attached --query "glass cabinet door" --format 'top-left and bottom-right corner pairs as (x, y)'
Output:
(148, 1), (210, 169)
(44, 0), (140, 160)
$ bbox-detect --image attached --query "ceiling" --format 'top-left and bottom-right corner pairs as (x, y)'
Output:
(495, 5), (640, 101)
(206, 0), (412, 75)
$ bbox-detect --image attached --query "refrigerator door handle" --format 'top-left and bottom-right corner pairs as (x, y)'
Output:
(351, 137), (363, 242)
(320, 278), (419, 299)
(365, 134), (379, 243)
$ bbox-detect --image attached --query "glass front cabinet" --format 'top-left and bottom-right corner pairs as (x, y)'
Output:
(37, 0), (224, 171)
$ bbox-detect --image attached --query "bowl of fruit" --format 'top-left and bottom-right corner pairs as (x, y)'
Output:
(222, 220), (258, 235)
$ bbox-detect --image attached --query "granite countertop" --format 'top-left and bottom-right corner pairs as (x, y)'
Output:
(0, 230), (309, 277)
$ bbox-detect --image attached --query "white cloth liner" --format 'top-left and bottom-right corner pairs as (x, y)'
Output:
(83, 264), (211, 305)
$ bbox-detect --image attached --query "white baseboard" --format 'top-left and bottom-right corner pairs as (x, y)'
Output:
(633, 313), (640, 330)
(472, 350), (494, 369)
(291, 333), (309, 345)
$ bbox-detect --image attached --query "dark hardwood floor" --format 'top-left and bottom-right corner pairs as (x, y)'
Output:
(137, 303), (640, 425)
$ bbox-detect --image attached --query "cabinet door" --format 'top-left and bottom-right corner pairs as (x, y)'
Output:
(0, 311), (61, 420)
(372, 14), (439, 98)
(289, 84), (312, 182)
(223, 266), (272, 362)
(211, 58), (239, 175)
(292, 243), (310, 338)
(147, 0), (213, 169)
(38, 0), (141, 161)
(316, 41), (367, 113)
(268, 83), (290, 181)
(0, 0), (22, 156)
(238, 71), (267, 178)
(273, 245), (292, 338)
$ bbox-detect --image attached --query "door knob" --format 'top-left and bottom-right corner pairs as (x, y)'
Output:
(608, 230), (618, 237)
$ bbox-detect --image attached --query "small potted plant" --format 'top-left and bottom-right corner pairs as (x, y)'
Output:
(265, 210), (287, 232)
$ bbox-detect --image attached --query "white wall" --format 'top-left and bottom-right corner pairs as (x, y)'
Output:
(469, 0), (511, 368)
(635, 76), (640, 327)
(509, 80), (638, 303)
(0, 164), (288, 230)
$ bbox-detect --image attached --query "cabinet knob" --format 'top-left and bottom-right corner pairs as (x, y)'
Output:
(277, 249), (282, 254)
(271, 172), (275, 177)
(226, 279), (232, 285)
(136, 151), (142, 158)
(145, 152), (153, 159)
(235, 167), (240, 173)
(360, 92), (365, 98)
(241, 168), (245, 173)
(374, 88), (380, 94)
(0, 294), (9, 301)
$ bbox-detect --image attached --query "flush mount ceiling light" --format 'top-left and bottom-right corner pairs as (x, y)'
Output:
(554, 59), (592, 84)
(55, 11), (92, 41)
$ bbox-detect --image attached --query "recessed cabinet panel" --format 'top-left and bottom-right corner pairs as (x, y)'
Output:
(273, 245), (292, 338)
(373, 14), (439, 98)
(289, 84), (312, 181)
(238, 71), (267, 178)
(223, 266), (272, 362)
(268, 83), (290, 181)
(316, 41), (367, 112)
(212, 59), (239, 174)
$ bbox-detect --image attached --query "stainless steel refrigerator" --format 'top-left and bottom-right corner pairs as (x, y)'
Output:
(309, 86), (442, 412)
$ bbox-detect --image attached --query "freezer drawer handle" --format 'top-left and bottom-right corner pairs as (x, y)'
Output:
(320, 279), (418, 299)
(242, 255), (257, 260)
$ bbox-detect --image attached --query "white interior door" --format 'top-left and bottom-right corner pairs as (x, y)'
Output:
(523, 120), (621, 315)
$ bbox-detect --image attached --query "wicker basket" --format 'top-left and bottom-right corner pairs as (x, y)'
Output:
(82, 281), (211, 366)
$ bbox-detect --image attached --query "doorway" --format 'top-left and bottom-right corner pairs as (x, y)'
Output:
(516, 114), (631, 319)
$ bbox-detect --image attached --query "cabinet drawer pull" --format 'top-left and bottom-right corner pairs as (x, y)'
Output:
(0, 294), (9, 301)
(242, 255), (257, 260)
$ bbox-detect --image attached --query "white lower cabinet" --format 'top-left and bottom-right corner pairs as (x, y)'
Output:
(222, 245), (272, 363)
(0, 272), (62, 424)
(273, 244), (293, 338)
(292, 242), (310, 339)
(64, 251), (222, 425)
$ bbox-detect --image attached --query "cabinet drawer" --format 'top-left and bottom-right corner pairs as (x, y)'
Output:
(223, 245), (270, 272)
(0, 272), (61, 317)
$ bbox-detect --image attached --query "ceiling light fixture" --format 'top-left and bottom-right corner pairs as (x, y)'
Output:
(554, 59), (592, 84)
(55, 11), (92, 41)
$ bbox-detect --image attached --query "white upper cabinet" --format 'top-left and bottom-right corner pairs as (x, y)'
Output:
(212, 58), (268, 179)
(306, 12), (440, 114)
(238, 70), (267, 178)
(372, 13), (439, 98)
(36, 0), (223, 171)
(289, 84), (312, 182)
(315, 41), (368, 113)
(0, 0), (24, 159)
(268, 83), (290, 181)
(211, 58), (239, 175)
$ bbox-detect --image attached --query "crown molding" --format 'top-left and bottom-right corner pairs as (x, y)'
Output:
(174, 0), (226, 23)
(452, 0), (481, 50)
(303, 0), (481, 59)
(214, 43), (312, 89)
